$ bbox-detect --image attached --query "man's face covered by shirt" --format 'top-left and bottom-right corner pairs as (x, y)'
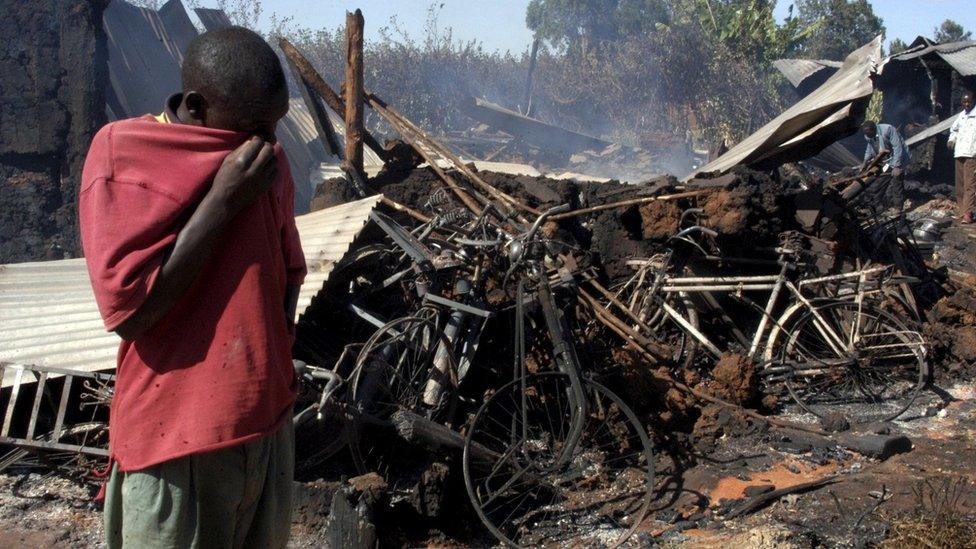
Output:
(182, 86), (289, 141)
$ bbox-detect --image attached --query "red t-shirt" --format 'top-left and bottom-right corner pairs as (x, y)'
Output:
(79, 115), (307, 471)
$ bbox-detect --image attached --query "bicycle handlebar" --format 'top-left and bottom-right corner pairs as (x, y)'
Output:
(525, 204), (571, 243)
(670, 225), (719, 241)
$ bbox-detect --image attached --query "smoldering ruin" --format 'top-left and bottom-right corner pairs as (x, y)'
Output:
(3, 1), (976, 548)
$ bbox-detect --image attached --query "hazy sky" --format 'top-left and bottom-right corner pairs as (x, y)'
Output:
(249, 0), (976, 55)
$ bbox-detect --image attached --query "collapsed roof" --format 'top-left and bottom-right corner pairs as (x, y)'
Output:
(689, 37), (883, 179)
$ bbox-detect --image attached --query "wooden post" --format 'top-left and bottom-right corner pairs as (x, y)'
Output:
(344, 9), (365, 176)
(522, 36), (540, 116)
(279, 38), (388, 161)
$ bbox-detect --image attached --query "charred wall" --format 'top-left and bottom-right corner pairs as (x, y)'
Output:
(0, 0), (107, 262)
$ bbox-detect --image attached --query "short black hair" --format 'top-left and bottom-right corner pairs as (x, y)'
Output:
(182, 26), (286, 113)
(861, 120), (877, 131)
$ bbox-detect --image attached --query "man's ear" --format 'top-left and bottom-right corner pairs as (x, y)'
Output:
(184, 91), (207, 122)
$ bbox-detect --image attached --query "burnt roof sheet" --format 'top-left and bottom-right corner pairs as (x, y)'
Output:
(887, 39), (976, 76)
(688, 36), (883, 179)
(773, 59), (843, 88)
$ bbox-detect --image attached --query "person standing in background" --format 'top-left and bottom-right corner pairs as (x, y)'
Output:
(949, 90), (976, 225)
(861, 120), (910, 211)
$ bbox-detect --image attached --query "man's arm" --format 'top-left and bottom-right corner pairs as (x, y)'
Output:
(888, 126), (907, 169)
(863, 140), (874, 169)
(114, 138), (278, 340)
(949, 114), (961, 149)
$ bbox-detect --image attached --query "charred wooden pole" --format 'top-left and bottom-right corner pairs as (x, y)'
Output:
(549, 190), (710, 220)
(344, 9), (365, 177)
(288, 64), (343, 157)
(278, 38), (388, 161)
(361, 93), (486, 215)
(365, 92), (533, 218)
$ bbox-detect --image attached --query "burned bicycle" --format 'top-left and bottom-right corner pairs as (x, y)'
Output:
(608, 210), (930, 425)
(293, 198), (655, 548)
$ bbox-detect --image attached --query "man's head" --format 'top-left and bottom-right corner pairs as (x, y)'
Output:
(963, 90), (975, 112)
(180, 26), (288, 137)
(861, 121), (878, 139)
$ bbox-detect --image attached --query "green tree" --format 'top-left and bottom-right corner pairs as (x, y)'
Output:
(934, 19), (972, 43)
(666, 0), (812, 64)
(525, 0), (670, 56)
(888, 37), (909, 55)
(795, 0), (884, 60)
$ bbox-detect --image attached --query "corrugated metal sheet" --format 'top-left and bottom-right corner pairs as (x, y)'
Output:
(1, 196), (381, 386)
(688, 37), (883, 179)
(193, 7), (233, 31)
(157, 0), (197, 54)
(887, 39), (976, 76)
(935, 43), (976, 76)
(277, 99), (334, 212)
(0, 259), (118, 387)
(773, 59), (843, 88)
(905, 113), (960, 147)
(293, 195), (381, 317)
(103, 0), (186, 119)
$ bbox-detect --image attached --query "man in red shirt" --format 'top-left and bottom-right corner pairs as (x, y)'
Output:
(79, 27), (306, 548)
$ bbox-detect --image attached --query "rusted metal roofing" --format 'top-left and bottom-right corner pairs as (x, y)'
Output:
(773, 59), (843, 88)
(1, 196), (382, 386)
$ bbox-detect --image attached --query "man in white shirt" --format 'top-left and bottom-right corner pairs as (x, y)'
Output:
(949, 90), (976, 224)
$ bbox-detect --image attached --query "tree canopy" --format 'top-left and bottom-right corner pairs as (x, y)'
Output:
(934, 19), (972, 44)
(888, 37), (909, 55)
(794, 0), (884, 60)
(525, 0), (671, 56)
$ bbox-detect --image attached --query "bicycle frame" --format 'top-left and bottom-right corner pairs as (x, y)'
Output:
(648, 259), (891, 362)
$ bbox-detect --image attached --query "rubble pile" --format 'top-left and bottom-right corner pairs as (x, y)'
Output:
(305, 161), (957, 432)
(923, 282), (976, 377)
(296, 159), (976, 545)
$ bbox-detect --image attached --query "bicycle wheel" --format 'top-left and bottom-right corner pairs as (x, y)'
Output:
(463, 372), (654, 548)
(779, 300), (927, 424)
(348, 314), (458, 477)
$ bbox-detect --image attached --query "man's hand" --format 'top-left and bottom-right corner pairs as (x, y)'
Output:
(891, 167), (903, 178)
(211, 137), (278, 215)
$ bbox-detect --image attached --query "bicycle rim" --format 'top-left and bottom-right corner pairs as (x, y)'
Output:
(348, 314), (457, 478)
(463, 372), (655, 548)
(781, 300), (927, 424)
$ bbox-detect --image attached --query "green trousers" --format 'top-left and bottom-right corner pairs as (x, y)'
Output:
(104, 420), (294, 549)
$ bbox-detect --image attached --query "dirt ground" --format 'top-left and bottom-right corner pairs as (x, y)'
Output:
(0, 379), (972, 548)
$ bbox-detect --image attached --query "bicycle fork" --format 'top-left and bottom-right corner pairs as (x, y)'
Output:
(423, 279), (473, 407)
(531, 275), (588, 470)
